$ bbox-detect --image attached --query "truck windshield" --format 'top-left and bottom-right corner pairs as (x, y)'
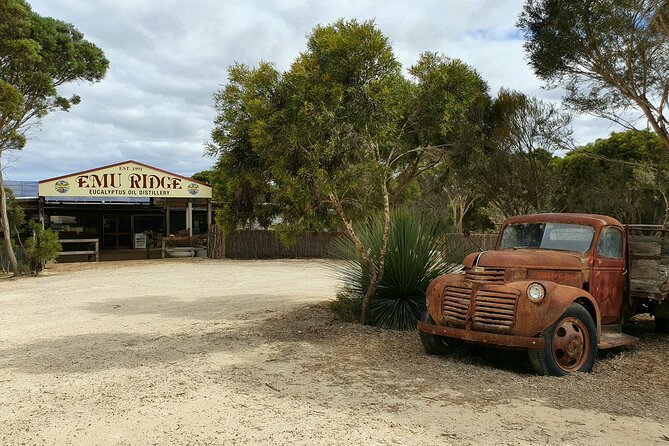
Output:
(499, 222), (595, 253)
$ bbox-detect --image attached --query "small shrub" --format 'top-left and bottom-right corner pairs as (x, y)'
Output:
(22, 223), (62, 275)
(329, 210), (461, 330)
(329, 287), (362, 322)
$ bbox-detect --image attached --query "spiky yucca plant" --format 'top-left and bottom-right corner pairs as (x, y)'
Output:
(330, 210), (461, 330)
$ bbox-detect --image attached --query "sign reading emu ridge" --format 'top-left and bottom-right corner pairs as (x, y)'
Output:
(38, 160), (212, 199)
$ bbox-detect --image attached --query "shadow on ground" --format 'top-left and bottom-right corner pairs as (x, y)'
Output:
(80, 293), (290, 321)
(1, 300), (667, 422)
(252, 303), (669, 422)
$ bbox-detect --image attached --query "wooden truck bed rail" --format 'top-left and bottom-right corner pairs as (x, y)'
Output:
(625, 226), (669, 301)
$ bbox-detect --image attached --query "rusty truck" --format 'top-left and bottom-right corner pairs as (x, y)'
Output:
(418, 213), (669, 376)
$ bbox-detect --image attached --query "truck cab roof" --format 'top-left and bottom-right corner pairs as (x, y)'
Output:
(503, 213), (623, 230)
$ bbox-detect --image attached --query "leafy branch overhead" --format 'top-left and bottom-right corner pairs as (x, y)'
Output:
(519, 0), (669, 149)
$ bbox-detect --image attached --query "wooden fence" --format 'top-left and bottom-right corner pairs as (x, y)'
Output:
(208, 227), (345, 259)
(207, 226), (497, 261)
(442, 233), (498, 263)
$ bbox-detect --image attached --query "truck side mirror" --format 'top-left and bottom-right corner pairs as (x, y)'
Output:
(463, 229), (471, 237)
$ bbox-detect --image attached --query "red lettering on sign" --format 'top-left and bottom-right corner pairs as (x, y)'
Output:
(129, 173), (142, 188)
(75, 173), (122, 188)
(148, 175), (161, 189)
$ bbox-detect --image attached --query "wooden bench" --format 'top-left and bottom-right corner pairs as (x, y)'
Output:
(58, 238), (99, 262)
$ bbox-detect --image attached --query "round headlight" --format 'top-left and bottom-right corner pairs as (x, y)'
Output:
(527, 282), (545, 303)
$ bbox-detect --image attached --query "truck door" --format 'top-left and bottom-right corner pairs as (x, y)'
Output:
(590, 226), (626, 324)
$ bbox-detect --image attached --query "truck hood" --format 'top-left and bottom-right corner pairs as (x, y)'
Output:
(463, 249), (586, 271)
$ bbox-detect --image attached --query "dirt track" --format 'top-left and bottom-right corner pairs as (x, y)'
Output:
(1, 259), (668, 445)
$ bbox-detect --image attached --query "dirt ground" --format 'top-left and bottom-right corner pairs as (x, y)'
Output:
(1, 259), (668, 446)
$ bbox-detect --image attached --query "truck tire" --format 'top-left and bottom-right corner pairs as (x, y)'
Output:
(528, 303), (597, 377)
(656, 317), (669, 333)
(419, 311), (471, 356)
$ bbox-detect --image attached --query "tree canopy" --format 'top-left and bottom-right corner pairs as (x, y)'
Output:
(0, 0), (108, 275)
(208, 19), (495, 322)
(518, 0), (669, 150)
(558, 129), (669, 223)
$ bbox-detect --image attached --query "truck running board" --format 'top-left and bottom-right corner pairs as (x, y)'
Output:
(598, 329), (639, 350)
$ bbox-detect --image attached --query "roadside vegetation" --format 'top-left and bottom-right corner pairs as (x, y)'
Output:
(0, 188), (61, 275)
(0, 0), (108, 276)
(205, 2), (669, 328)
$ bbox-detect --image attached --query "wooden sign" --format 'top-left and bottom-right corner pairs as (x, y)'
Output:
(38, 160), (212, 199)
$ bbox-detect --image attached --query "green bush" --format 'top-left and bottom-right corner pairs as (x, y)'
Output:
(329, 287), (363, 322)
(329, 210), (461, 330)
(22, 222), (62, 275)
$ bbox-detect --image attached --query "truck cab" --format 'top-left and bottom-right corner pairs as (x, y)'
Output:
(418, 213), (646, 376)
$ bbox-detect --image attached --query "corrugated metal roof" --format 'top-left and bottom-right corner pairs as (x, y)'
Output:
(6, 180), (149, 203)
(5, 181), (38, 198)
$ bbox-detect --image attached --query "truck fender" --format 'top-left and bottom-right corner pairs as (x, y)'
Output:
(509, 281), (601, 340)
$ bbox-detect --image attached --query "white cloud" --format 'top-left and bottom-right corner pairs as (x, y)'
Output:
(7, 0), (624, 181)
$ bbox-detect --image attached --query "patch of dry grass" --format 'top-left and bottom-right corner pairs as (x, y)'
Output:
(258, 303), (669, 422)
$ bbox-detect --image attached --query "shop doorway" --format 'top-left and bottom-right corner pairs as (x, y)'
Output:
(102, 214), (131, 248)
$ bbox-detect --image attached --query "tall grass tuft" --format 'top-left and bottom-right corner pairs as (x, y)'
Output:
(329, 210), (461, 330)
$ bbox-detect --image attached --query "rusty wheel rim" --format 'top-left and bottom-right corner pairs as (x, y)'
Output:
(551, 317), (590, 372)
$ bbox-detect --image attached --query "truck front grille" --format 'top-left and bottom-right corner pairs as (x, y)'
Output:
(442, 286), (470, 323)
(473, 289), (518, 329)
(442, 285), (519, 331)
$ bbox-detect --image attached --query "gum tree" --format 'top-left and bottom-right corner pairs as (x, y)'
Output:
(209, 20), (490, 323)
(0, 0), (108, 275)
(518, 0), (669, 150)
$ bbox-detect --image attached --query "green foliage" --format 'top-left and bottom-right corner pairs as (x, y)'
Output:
(268, 18), (405, 226)
(2, 187), (24, 231)
(190, 170), (213, 185)
(473, 90), (572, 220)
(329, 211), (461, 330)
(518, 0), (669, 148)
(208, 20), (492, 234)
(329, 287), (363, 323)
(0, 0), (109, 153)
(22, 222), (61, 275)
(0, 0), (107, 275)
(557, 130), (669, 223)
(407, 52), (490, 151)
(207, 62), (282, 233)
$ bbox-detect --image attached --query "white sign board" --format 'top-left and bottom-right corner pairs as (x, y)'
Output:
(134, 233), (147, 249)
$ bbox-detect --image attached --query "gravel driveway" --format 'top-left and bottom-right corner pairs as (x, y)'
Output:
(1, 259), (667, 445)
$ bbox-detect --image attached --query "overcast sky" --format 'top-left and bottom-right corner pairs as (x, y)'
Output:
(6, 0), (625, 181)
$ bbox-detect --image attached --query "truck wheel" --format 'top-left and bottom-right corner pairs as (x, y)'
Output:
(656, 317), (669, 333)
(419, 311), (471, 356)
(528, 303), (597, 376)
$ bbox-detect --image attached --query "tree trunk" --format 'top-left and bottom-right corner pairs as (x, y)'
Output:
(329, 189), (390, 325)
(0, 163), (20, 275)
(359, 178), (392, 324)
